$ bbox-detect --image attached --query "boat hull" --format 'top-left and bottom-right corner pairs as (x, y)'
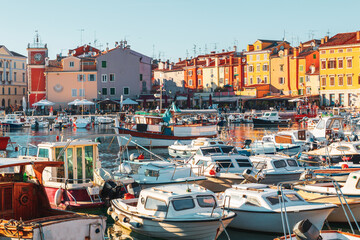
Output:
(198, 177), (244, 192)
(253, 118), (291, 127)
(228, 207), (334, 233)
(259, 172), (302, 185)
(109, 205), (235, 240)
(0, 136), (10, 150)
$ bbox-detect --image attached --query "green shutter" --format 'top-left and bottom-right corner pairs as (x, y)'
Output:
(102, 61), (107, 68)
(140, 74), (143, 81)
(313, 54), (316, 59)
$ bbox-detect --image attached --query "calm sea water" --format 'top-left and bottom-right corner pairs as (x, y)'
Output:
(4, 123), (351, 240)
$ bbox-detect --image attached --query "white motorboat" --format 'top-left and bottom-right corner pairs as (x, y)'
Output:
(115, 154), (206, 185)
(73, 117), (91, 128)
(97, 116), (113, 124)
(294, 171), (360, 198)
(168, 138), (227, 158)
(221, 183), (336, 233)
(310, 116), (345, 141)
(31, 118), (49, 129)
(0, 114), (24, 130)
(188, 145), (253, 192)
(252, 111), (291, 127)
(108, 184), (236, 240)
(254, 133), (303, 156)
(0, 158), (106, 240)
(227, 114), (244, 124)
(245, 154), (305, 184)
(275, 229), (360, 240)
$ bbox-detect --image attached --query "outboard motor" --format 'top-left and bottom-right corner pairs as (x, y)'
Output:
(100, 180), (126, 206)
(242, 169), (259, 183)
(299, 169), (315, 181)
(293, 219), (321, 240)
(127, 182), (141, 198)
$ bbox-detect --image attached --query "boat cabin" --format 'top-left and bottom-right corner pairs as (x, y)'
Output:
(310, 117), (345, 140)
(224, 183), (307, 210)
(36, 140), (100, 188)
(132, 184), (219, 218)
(250, 155), (303, 173)
(260, 112), (280, 120)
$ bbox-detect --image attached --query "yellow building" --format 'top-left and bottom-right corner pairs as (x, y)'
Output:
(319, 32), (360, 107)
(270, 48), (291, 95)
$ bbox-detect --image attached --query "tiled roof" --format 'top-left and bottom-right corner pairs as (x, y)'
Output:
(298, 47), (317, 57)
(10, 51), (26, 58)
(320, 32), (360, 47)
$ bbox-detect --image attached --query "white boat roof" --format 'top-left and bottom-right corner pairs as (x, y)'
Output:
(250, 154), (293, 162)
(38, 140), (99, 148)
(141, 184), (213, 199)
(307, 141), (360, 156)
(0, 157), (58, 169)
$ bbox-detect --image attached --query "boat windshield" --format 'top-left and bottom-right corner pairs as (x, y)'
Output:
(286, 159), (298, 167)
(285, 193), (304, 202)
(145, 197), (167, 211)
(172, 197), (195, 211)
(197, 195), (217, 208)
(201, 146), (237, 155)
(266, 195), (287, 205)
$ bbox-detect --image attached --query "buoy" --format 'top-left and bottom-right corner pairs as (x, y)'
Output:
(14, 146), (19, 152)
(138, 154), (145, 160)
(342, 164), (349, 169)
(56, 136), (60, 141)
(54, 188), (63, 206)
(209, 169), (216, 176)
(124, 193), (135, 199)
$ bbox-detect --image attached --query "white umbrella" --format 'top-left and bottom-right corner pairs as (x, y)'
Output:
(289, 98), (304, 103)
(33, 99), (55, 106)
(75, 99), (94, 106)
(68, 99), (80, 105)
(122, 98), (138, 105)
(22, 96), (26, 111)
(176, 96), (187, 101)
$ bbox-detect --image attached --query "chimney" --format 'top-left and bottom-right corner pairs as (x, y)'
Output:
(169, 63), (173, 70)
(178, 58), (181, 62)
(325, 36), (329, 43)
(193, 58), (197, 66)
(294, 47), (299, 58)
(215, 57), (219, 67)
(115, 41), (119, 47)
(159, 62), (164, 70)
(299, 42), (303, 52)
(206, 58), (210, 66)
(230, 56), (233, 65)
(211, 51), (216, 54)
(284, 48), (289, 56)
(233, 46), (237, 52)
(165, 61), (168, 69)
(222, 49), (225, 52)
(357, 31), (360, 41)
(321, 38), (324, 44)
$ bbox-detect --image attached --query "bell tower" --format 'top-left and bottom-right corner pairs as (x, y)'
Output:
(27, 31), (48, 107)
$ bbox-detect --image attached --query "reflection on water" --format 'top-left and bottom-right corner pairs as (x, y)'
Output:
(3, 123), (346, 240)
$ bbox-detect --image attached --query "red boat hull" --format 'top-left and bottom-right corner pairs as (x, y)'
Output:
(0, 136), (10, 150)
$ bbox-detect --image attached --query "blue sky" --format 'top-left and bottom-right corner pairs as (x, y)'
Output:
(2, 0), (360, 61)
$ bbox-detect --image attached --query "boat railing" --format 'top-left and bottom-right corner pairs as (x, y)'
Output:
(277, 177), (360, 239)
(48, 177), (92, 184)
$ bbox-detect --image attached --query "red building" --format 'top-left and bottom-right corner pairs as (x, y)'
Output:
(27, 34), (48, 107)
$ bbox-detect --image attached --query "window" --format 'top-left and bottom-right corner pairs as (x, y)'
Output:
(101, 61), (107, 68)
(79, 89), (85, 97)
(13, 62), (16, 68)
(23, 88), (25, 95)
(14, 88), (17, 95)
(109, 73), (115, 82)
(145, 197), (167, 211)
(8, 88), (10, 95)
(321, 76), (326, 86)
(172, 197), (195, 211)
(256, 55), (260, 60)
(347, 58), (352, 68)
(264, 75), (268, 84)
(279, 77), (285, 84)
(102, 88), (107, 95)
(245, 196), (261, 207)
(236, 159), (252, 167)
(287, 159), (298, 167)
(123, 87), (129, 95)
(215, 159), (234, 168)
(338, 58), (343, 68)
(349, 93), (353, 106)
(328, 59), (336, 69)
(321, 60), (326, 69)
(256, 64), (260, 72)
(69, 61), (74, 67)
(313, 54), (317, 59)
(249, 55), (253, 61)
(347, 48), (352, 52)
(299, 76), (304, 83)
(280, 65), (284, 72)
(250, 77), (253, 85)
(266, 195), (287, 205)
(320, 50), (326, 54)
(347, 75), (353, 85)
(78, 74), (85, 82)
(273, 160), (287, 168)
(306, 87), (311, 94)
(110, 87), (115, 95)
(339, 49), (344, 53)
(2, 88), (4, 95)
(234, 68), (237, 73)
(339, 93), (344, 106)
(188, 79), (193, 86)
(330, 94), (335, 106)
(248, 65), (253, 72)
(198, 79), (202, 86)
(188, 70), (192, 76)
(22, 63), (25, 69)
(330, 50), (335, 54)
(22, 73), (25, 82)
(197, 195), (216, 208)
(13, 72), (16, 82)
(257, 77), (261, 84)
(101, 74), (107, 82)
(299, 65), (303, 71)
(329, 76), (335, 86)
(286, 194), (303, 202)
(88, 74), (96, 81)
(338, 75), (344, 86)
(38, 148), (49, 158)
(140, 74), (143, 81)
(263, 65), (268, 71)
(71, 89), (77, 97)
(264, 54), (267, 60)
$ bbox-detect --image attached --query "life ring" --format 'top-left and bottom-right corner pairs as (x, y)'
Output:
(19, 194), (30, 206)
(342, 164), (349, 169)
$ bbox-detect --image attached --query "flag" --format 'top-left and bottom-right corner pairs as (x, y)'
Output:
(162, 108), (172, 123)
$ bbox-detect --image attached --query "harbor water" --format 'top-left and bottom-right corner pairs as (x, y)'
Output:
(4, 123), (352, 240)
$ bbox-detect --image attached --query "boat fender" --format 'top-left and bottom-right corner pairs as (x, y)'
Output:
(215, 167), (221, 173)
(138, 154), (144, 160)
(119, 163), (132, 174)
(122, 217), (130, 223)
(342, 163), (349, 169)
(124, 193), (135, 199)
(54, 188), (63, 206)
(130, 153), (139, 161)
(209, 169), (216, 176)
(129, 222), (142, 228)
(293, 219), (321, 240)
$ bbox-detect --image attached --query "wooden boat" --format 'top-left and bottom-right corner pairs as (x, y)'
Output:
(221, 183), (336, 233)
(275, 230), (360, 240)
(0, 158), (106, 240)
(108, 184), (235, 240)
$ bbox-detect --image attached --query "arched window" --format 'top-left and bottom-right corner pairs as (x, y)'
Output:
(8, 99), (10, 107)
(1, 99), (4, 107)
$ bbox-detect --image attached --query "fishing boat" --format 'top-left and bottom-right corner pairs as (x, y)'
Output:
(30, 118), (49, 129)
(33, 140), (133, 210)
(53, 112), (72, 128)
(244, 155), (305, 184)
(115, 110), (218, 148)
(227, 114), (244, 124)
(0, 114), (24, 130)
(168, 138), (227, 158)
(108, 184), (236, 240)
(0, 158), (106, 240)
(310, 116), (345, 141)
(188, 145), (253, 192)
(96, 116), (113, 124)
(252, 111), (291, 127)
(220, 183), (335, 233)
